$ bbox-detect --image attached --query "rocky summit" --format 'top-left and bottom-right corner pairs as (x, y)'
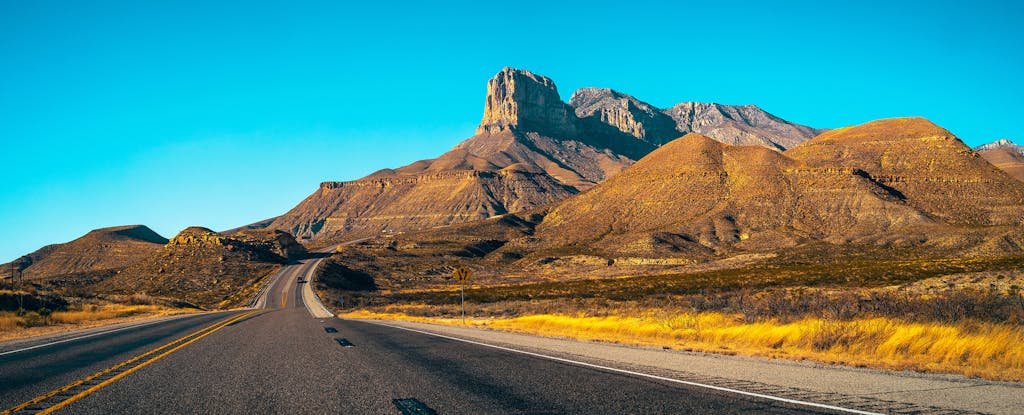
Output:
(257, 67), (820, 243)
(477, 67), (578, 138)
(571, 88), (822, 153)
(976, 139), (1024, 182)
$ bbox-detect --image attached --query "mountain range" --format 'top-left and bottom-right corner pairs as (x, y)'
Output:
(6, 67), (1024, 308)
(251, 67), (824, 243)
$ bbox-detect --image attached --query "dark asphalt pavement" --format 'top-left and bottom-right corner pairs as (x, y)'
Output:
(0, 258), (841, 414)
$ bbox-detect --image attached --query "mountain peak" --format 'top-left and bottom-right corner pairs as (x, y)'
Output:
(662, 101), (821, 150)
(570, 87), (679, 146)
(975, 138), (1022, 153)
(477, 67), (577, 137)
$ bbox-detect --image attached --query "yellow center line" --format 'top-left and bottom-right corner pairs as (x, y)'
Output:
(282, 290), (288, 308)
(3, 311), (256, 415)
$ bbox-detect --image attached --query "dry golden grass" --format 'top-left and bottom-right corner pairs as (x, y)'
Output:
(344, 309), (1024, 382)
(0, 304), (197, 342)
(49, 304), (165, 324)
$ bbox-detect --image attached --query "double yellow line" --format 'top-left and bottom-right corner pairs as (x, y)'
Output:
(3, 310), (257, 415)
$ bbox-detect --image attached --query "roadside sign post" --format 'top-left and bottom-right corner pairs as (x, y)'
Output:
(453, 266), (471, 324)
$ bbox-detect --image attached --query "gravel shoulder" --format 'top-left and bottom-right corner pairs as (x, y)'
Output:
(359, 318), (1024, 415)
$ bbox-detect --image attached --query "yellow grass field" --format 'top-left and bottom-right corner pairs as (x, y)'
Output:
(0, 304), (196, 341)
(344, 309), (1024, 382)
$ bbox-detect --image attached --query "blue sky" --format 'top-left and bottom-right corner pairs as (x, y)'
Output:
(1, 1), (1022, 261)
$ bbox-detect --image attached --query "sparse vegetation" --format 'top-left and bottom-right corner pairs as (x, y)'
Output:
(331, 262), (1024, 382)
(0, 286), (200, 341)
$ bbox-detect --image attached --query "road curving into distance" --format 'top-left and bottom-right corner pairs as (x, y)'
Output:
(2, 246), (1000, 414)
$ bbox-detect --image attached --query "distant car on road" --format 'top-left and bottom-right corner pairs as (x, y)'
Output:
(297, 278), (306, 283)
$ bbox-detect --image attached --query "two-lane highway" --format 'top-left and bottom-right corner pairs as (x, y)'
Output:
(1, 253), (856, 414)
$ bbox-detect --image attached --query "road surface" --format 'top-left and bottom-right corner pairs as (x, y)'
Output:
(0, 252), (993, 414)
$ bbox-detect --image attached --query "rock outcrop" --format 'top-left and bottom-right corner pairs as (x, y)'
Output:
(477, 67), (577, 137)
(570, 88), (680, 145)
(663, 102), (822, 150)
(570, 87), (822, 153)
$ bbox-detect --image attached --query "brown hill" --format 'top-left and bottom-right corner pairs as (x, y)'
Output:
(535, 133), (929, 258)
(786, 118), (1024, 226)
(2, 225), (167, 284)
(261, 68), (632, 241)
(976, 140), (1024, 182)
(93, 226), (304, 308)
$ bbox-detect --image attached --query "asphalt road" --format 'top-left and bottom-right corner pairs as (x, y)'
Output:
(0, 256), (847, 414)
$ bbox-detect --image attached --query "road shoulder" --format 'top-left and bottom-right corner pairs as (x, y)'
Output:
(354, 318), (1023, 415)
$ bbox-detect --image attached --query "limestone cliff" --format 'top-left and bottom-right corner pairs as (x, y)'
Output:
(664, 102), (822, 150)
(477, 67), (577, 137)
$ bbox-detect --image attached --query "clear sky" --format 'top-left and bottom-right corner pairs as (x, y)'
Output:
(1, 1), (1022, 261)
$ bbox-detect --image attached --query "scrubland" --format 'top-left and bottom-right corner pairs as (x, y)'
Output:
(331, 256), (1024, 382)
(0, 289), (198, 341)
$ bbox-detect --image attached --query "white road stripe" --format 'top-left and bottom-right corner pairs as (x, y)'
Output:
(364, 320), (884, 415)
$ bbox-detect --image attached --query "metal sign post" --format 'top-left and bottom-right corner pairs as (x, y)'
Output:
(453, 266), (471, 325)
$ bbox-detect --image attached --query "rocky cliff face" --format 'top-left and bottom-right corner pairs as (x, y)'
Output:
(570, 88), (680, 145)
(664, 102), (822, 150)
(477, 67), (577, 137)
(569, 87), (822, 153)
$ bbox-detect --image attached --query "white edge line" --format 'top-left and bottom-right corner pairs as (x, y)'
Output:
(363, 320), (884, 415)
(0, 312), (216, 357)
(303, 258), (335, 318)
